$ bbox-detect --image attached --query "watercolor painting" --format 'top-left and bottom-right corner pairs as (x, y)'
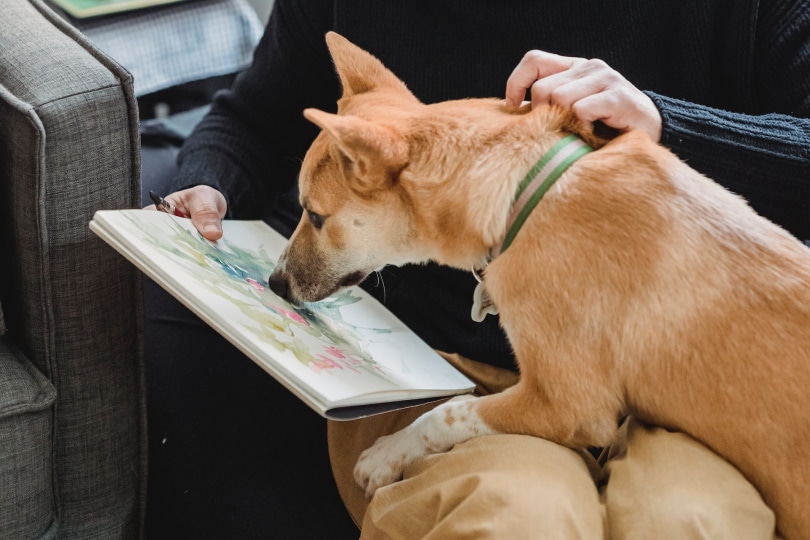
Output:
(126, 212), (406, 377)
(90, 209), (474, 412)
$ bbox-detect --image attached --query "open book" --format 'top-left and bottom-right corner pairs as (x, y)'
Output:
(90, 210), (475, 420)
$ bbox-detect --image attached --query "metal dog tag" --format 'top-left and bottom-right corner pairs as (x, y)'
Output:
(471, 281), (498, 322)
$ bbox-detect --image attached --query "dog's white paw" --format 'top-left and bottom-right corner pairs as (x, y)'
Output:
(353, 396), (486, 499)
(354, 425), (427, 499)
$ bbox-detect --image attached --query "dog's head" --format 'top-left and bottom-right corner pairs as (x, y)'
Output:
(268, 32), (426, 303)
(267, 32), (603, 303)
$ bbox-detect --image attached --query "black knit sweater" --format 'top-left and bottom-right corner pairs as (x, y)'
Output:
(171, 0), (810, 371)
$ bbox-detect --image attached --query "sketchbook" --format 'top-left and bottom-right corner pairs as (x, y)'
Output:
(90, 210), (475, 420)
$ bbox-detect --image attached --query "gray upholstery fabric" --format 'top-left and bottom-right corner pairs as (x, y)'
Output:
(0, 337), (56, 539)
(0, 0), (146, 537)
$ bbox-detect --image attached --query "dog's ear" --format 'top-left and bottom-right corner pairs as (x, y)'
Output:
(325, 31), (416, 100)
(304, 108), (409, 192)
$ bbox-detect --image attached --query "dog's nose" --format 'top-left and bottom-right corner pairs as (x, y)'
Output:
(267, 271), (289, 299)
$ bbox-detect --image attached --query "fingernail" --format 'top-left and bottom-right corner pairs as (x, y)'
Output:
(203, 223), (220, 233)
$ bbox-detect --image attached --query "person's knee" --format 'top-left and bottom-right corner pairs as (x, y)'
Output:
(604, 419), (776, 540)
(608, 482), (776, 539)
(362, 434), (603, 539)
(460, 468), (601, 539)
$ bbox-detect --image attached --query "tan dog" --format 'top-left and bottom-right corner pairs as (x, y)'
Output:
(268, 32), (810, 539)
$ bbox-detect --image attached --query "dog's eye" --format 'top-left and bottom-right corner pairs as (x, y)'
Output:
(308, 210), (325, 230)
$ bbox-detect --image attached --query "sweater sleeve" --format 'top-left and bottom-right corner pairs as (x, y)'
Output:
(646, 0), (810, 241)
(168, 0), (339, 219)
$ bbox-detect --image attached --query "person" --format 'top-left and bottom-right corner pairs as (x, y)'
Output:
(141, 0), (810, 537)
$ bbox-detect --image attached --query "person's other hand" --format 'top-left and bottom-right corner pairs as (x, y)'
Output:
(144, 185), (227, 241)
(505, 50), (662, 142)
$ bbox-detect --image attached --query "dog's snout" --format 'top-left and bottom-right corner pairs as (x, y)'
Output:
(267, 271), (289, 299)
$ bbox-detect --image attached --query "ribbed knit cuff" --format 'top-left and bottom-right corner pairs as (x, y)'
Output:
(646, 91), (810, 162)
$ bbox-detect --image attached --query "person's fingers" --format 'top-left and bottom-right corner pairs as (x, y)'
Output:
(527, 58), (615, 106)
(189, 204), (224, 241)
(176, 186), (227, 241)
(570, 88), (662, 141)
(529, 71), (606, 109)
(509, 53), (663, 142)
(505, 50), (581, 106)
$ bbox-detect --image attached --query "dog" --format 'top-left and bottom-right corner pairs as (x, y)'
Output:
(268, 32), (810, 538)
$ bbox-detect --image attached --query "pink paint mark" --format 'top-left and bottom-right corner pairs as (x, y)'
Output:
(246, 278), (265, 291)
(315, 354), (341, 369)
(309, 356), (335, 373)
(311, 350), (366, 374)
(267, 304), (309, 326)
(279, 307), (307, 325)
(323, 346), (346, 359)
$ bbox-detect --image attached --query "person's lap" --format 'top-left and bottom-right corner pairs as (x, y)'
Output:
(329, 354), (779, 539)
(361, 433), (603, 539)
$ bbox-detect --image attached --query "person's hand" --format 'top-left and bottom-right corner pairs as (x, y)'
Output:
(505, 50), (662, 142)
(144, 185), (227, 241)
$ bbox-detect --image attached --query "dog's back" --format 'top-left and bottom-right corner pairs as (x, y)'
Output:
(487, 129), (810, 537)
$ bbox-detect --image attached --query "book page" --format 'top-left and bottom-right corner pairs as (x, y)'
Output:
(91, 210), (474, 417)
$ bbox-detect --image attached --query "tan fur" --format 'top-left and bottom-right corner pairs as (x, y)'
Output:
(270, 32), (810, 538)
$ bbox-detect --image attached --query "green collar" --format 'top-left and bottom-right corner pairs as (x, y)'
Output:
(491, 134), (593, 258)
(470, 134), (593, 322)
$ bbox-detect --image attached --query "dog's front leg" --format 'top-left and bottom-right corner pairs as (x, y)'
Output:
(354, 395), (496, 498)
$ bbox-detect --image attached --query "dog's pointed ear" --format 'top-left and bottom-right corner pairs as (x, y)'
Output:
(304, 107), (409, 192)
(325, 31), (416, 99)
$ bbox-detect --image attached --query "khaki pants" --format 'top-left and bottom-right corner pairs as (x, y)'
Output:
(328, 353), (779, 539)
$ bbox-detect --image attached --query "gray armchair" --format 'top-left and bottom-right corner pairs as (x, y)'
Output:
(0, 0), (146, 537)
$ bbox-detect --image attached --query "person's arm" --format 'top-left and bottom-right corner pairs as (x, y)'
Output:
(505, 0), (810, 240)
(165, 0), (340, 239)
